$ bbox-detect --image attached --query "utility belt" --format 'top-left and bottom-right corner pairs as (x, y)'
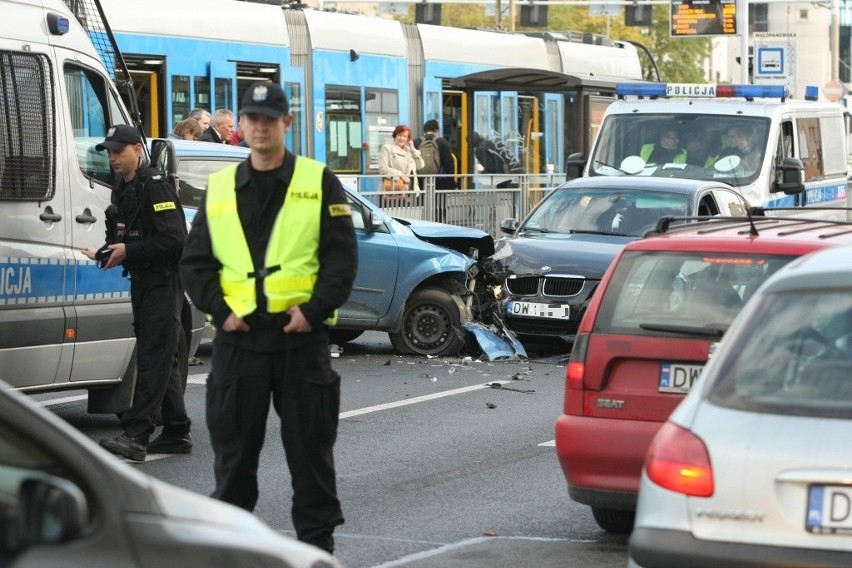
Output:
(244, 312), (292, 329)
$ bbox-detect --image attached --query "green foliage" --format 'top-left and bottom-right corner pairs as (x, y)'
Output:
(394, 3), (712, 83)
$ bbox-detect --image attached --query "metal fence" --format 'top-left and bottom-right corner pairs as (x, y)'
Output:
(339, 173), (568, 238)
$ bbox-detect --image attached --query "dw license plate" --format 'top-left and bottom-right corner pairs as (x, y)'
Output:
(507, 301), (570, 320)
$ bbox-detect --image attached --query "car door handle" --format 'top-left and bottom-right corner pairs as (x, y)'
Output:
(40, 207), (62, 223)
(75, 212), (98, 224)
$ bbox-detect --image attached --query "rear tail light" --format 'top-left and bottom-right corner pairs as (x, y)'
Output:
(645, 422), (714, 497)
(567, 333), (589, 391)
(564, 333), (588, 415)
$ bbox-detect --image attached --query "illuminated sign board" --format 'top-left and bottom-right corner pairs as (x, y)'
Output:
(671, 0), (737, 37)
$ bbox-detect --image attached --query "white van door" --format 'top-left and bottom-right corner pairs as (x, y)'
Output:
(56, 49), (136, 386)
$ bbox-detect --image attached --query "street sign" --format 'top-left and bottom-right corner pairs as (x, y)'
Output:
(824, 80), (843, 102)
(670, 0), (736, 37)
(753, 32), (797, 97)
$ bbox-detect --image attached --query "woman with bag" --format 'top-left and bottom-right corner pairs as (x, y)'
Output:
(378, 124), (424, 208)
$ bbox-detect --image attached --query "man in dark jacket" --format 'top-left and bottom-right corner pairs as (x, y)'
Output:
(414, 119), (457, 190)
(82, 124), (191, 462)
(179, 82), (357, 555)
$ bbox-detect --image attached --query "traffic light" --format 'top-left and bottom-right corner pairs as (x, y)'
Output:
(416, 3), (442, 25)
(520, 4), (548, 27)
(625, 4), (652, 26)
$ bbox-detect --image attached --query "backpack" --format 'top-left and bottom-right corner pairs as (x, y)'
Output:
(418, 136), (441, 175)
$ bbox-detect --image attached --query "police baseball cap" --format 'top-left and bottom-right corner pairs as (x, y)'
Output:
(95, 125), (143, 151)
(240, 82), (289, 118)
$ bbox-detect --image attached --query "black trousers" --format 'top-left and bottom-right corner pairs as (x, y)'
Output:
(207, 339), (343, 543)
(121, 268), (190, 440)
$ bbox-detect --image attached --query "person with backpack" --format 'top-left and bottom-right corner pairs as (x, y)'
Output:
(415, 119), (457, 191)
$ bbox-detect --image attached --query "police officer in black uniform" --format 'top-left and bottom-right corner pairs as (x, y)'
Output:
(82, 124), (192, 462)
(179, 83), (357, 554)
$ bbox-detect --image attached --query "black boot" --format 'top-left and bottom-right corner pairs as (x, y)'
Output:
(100, 433), (147, 462)
(148, 432), (193, 454)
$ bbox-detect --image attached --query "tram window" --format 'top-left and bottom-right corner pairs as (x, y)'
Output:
(327, 87), (362, 173)
(285, 82), (302, 156)
(172, 75), (190, 124)
(64, 64), (117, 188)
(194, 76), (210, 110)
(215, 78), (232, 114)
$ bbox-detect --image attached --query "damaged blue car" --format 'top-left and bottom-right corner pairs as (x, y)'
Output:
(155, 139), (495, 357)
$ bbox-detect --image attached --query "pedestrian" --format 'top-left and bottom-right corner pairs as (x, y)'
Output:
(189, 108), (211, 131)
(200, 108), (235, 144)
(179, 82), (357, 555)
(170, 117), (203, 141)
(414, 119), (457, 191)
(81, 124), (192, 462)
(378, 124), (424, 207)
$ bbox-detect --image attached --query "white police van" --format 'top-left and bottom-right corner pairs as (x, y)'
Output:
(0, 0), (200, 412)
(570, 82), (849, 213)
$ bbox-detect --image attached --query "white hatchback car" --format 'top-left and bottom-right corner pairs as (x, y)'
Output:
(630, 243), (852, 568)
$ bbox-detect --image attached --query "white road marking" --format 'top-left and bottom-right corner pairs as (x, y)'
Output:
(38, 375), (512, 420)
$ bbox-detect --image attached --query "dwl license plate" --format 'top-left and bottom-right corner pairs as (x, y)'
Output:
(807, 485), (852, 535)
(507, 301), (570, 320)
(658, 362), (703, 394)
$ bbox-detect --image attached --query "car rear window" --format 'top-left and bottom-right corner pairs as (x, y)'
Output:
(594, 250), (796, 337)
(707, 291), (852, 418)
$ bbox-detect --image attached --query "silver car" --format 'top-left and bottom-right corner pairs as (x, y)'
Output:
(0, 380), (341, 568)
(630, 244), (852, 567)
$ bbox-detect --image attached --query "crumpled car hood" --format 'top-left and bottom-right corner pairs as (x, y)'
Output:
(396, 217), (495, 259)
(484, 234), (635, 280)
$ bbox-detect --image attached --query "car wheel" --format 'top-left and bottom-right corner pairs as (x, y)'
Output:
(328, 329), (364, 344)
(591, 507), (634, 534)
(389, 288), (463, 356)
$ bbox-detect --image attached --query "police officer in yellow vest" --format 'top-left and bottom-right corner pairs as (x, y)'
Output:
(640, 126), (687, 165)
(179, 82), (357, 555)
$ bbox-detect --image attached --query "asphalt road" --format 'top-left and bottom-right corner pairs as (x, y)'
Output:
(42, 331), (631, 568)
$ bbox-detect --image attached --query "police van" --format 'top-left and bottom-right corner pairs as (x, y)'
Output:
(569, 82), (849, 213)
(0, 0), (200, 412)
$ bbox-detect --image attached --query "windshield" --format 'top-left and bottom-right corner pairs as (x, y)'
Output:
(589, 114), (771, 186)
(594, 250), (796, 337)
(522, 187), (690, 237)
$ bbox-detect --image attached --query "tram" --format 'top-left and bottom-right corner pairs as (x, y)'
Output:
(98, 0), (644, 180)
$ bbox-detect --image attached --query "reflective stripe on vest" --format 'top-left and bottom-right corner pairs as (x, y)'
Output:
(640, 143), (687, 164)
(206, 157), (325, 319)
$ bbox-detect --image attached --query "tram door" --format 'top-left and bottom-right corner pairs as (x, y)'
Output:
(543, 93), (563, 174)
(517, 95), (539, 175)
(121, 56), (166, 137)
(440, 90), (463, 184)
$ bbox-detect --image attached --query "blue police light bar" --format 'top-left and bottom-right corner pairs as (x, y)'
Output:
(616, 82), (790, 101)
(804, 85), (819, 101)
(615, 83), (668, 98)
(47, 13), (70, 35)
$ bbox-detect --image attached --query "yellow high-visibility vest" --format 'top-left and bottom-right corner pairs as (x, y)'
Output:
(640, 143), (687, 164)
(206, 157), (336, 324)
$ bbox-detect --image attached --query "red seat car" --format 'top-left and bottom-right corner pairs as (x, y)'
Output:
(554, 213), (852, 533)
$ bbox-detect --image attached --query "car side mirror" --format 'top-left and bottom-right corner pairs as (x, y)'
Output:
(6, 476), (89, 555)
(773, 157), (805, 195)
(368, 211), (384, 232)
(151, 138), (179, 191)
(500, 217), (519, 235)
(565, 153), (586, 180)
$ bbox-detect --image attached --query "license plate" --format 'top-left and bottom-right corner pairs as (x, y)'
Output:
(507, 301), (570, 320)
(807, 485), (852, 535)
(658, 362), (703, 394)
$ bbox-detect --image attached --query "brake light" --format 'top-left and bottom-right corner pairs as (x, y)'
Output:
(645, 422), (714, 497)
(567, 333), (589, 391)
